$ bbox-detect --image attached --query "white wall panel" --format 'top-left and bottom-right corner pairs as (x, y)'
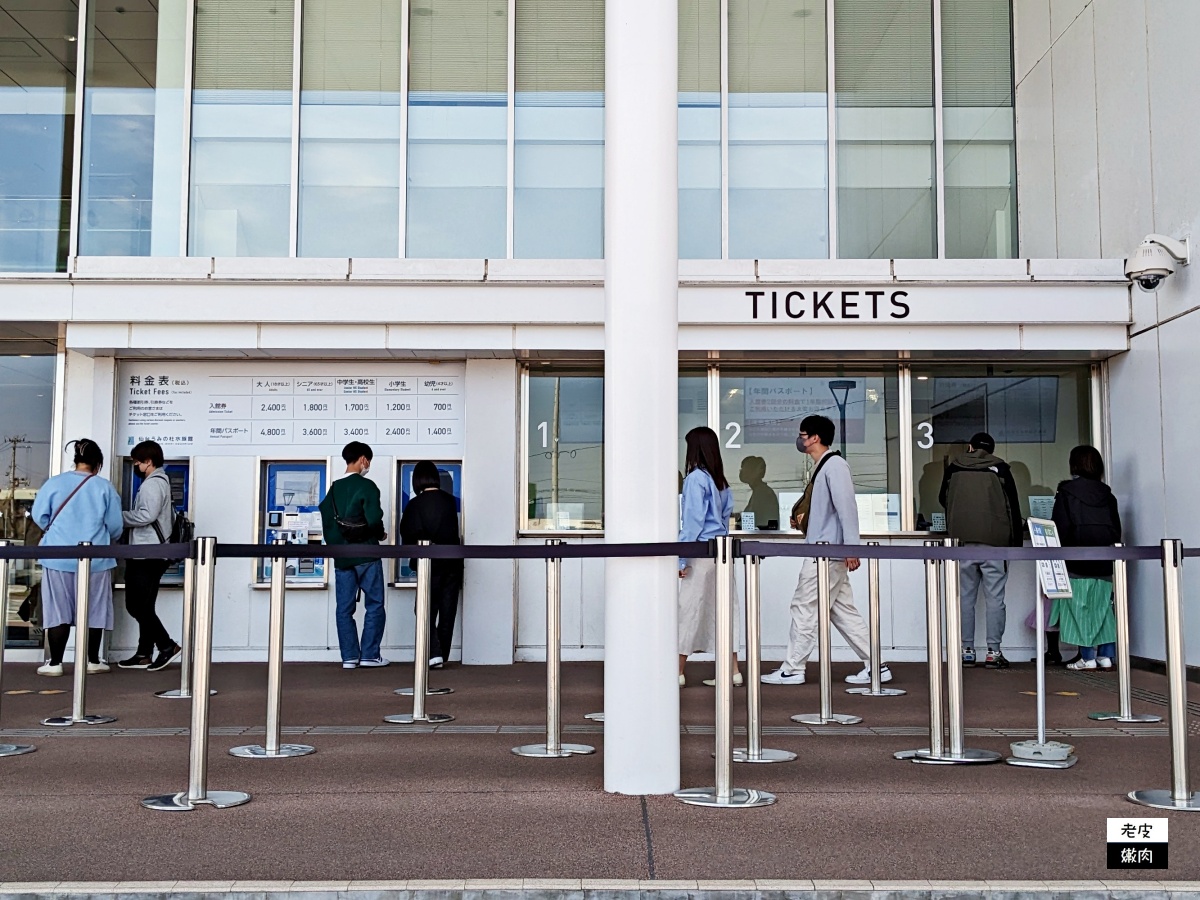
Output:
(1050, 0), (1090, 43)
(1015, 59), (1058, 257)
(1050, 7), (1101, 259)
(1013, 0), (1051, 84)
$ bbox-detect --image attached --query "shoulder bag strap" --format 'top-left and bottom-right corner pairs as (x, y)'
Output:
(47, 473), (95, 531)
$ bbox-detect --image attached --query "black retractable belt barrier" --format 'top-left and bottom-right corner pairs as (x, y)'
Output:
(0, 542), (34, 756)
(385, 542), (453, 725)
(734, 549), (795, 764)
(846, 542), (905, 699)
(1091, 544), (1160, 724)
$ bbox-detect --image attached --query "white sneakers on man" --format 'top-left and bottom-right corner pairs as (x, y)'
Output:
(844, 664), (893, 684)
(760, 666), (805, 685)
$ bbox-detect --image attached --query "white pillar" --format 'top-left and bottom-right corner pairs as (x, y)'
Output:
(603, 0), (680, 794)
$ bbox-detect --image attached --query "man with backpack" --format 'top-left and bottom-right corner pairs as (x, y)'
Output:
(319, 441), (388, 669)
(119, 440), (182, 671)
(939, 431), (1024, 669)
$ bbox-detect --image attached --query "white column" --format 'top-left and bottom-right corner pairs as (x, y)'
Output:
(603, 0), (680, 794)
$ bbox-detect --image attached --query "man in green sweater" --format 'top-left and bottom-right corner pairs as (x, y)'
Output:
(319, 442), (388, 668)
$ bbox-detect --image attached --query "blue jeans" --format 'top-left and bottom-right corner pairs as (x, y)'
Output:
(1080, 643), (1116, 661)
(960, 556), (1009, 651)
(334, 560), (386, 663)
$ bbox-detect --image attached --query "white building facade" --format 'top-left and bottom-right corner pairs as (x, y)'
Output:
(0, 0), (1195, 793)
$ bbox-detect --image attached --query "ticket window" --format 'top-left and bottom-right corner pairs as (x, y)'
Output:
(257, 460), (329, 586)
(393, 461), (462, 584)
(118, 458), (192, 587)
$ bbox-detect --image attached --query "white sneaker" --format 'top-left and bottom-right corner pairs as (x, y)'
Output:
(1096, 656), (1113, 670)
(845, 664), (892, 685)
(760, 666), (805, 685)
(678, 673), (686, 687)
(87, 661), (110, 674)
(1066, 658), (1097, 670)
(428, 656), (444, 669)
(37, 662), (63, 677)
(359, 657), (390, 668)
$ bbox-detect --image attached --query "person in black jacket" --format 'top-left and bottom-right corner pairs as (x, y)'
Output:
(1050, 445), (1121, 670)
(399, 461), (463, 668)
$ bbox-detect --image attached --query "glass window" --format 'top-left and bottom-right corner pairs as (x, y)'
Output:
(677, 371), (710, 479)
(407, 0), (507, 259)
(835, 0), (935, 259)
(525, 371), (603, 530)
(298, 0), (402, 257)
(0, 353), (56, 648)
(719, 369), (900, 533)
(910, 367), (1093, 532)
(0, 2), (78, 272)
(79, 0), (189, 257)
(189, 0), (295, 257)
(728, 0), (828, 260)
(942, 0), (1016, 259)
(514, 0), (604, 259)
(678, 0), (720, 260)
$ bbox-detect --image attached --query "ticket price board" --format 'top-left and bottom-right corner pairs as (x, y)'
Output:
(394, 461), (463, 584)
(116, 362), (465, 457)
(259, 461), (328, 586)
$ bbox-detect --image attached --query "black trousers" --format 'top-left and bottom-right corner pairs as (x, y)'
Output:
(124, 557), (173, 655)
(429, 569), (463, 661)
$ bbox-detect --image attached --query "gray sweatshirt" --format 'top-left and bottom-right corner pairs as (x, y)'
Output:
(122, 469), (174, 545)
(803, 451), (860, 547)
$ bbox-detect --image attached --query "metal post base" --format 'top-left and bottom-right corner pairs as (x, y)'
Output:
(584, 712), (604, 721)
(1007, 755), (1077, 769)
(1089, 711), (1162, 723)
(511, 743), (595, 757)
(846, 686), (907, 697)
(1128, 789), (1200, 811)
(141, 790), (252, 811)
(394, 686), (453, 696)
(790, 712), (862, 725)
(912, 748), (1004, 765)
(155, 689), (217, 699)
(383, 713), (454, 724)
(41, 714), (116, 727)
(0, 743), (35, 757)
(229, 743), (315, 758)
(674, 787), (777, 808)
(732, 747), (797, 764)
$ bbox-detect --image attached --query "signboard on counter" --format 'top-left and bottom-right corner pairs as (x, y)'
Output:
(116, 362), (465, 456)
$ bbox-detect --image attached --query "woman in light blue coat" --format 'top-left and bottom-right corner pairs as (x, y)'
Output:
(677, 426), (739, 687)
(30, 439), (123, 677)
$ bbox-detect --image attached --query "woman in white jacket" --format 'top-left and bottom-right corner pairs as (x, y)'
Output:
(119, 441), (181, 671)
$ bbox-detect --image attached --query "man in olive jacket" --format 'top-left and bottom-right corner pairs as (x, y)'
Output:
(939, 431), (1023, 669)
(319, 441), (387, 669)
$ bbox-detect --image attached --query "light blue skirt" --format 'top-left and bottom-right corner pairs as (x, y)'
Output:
(41, 568), (114, 630)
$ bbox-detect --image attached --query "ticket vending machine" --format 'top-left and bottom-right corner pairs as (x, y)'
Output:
(119, 458), (192, 586)
(393, 460), (463, 584)
(257, 460), (328, 586)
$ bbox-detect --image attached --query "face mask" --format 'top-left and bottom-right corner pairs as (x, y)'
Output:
(796, 436), (807, 453)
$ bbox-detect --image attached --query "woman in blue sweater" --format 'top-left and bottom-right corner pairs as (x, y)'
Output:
(677, 426), (739, 687)
(31, 439), (124, 676)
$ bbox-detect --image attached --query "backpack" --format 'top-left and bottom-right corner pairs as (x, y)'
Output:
(152, 508), (195, 544)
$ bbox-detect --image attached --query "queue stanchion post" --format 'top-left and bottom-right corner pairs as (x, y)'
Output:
(385, 541), (453, 725)
(42, 543), (115, 727)
(734, 552), (795, 763)
(157, 553), (215, 700)
(791, 545), (862, 726)
(395, 543), (453, 697)
(514, 540), (593, 757)
(846, 542), (905, 698)
(1090, 544), (1160, 723)
(0, 544), (34, 756)
(143, 536), (251, 810)
(895, 542), (945, 760)
(1129, 539), (1200, 810)
(676, 536), (775, 808)
(923, 541), (1001, 766)
(231, 538), (314, 759)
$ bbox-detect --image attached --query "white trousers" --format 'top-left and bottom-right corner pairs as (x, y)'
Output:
(784, 558), (872, 673)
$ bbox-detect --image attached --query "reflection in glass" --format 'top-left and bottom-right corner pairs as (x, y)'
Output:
(942, 0), (1016, 258)
(298, 0), (402, 257)
(189, 0), (295, 257)
(836, 0), (935, 259)
(80, 0), (189, 257)
(719, 370), (900, 532)
(526, 373), (603, 530)
(910, 367), (1092, 531)
(678, 0), (720, 259)
(677, 374), (710, 480)
(514, 0), (604, 259)
(407, 0), (507, 259)
(0, 3), (77, 271)
(728, 0), (828, 259)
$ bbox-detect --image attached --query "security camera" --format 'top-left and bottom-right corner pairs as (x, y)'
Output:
(1125, 234), (1191, 292)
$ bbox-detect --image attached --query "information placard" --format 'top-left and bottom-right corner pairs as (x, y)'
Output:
(117, 362), (465, 457)
(1027, 517), (1073, 600)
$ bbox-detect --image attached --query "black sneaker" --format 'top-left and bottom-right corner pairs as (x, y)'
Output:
(147, 642), (182, 672)
(984, 649), (1010, 669)
(118, 654), (153, 670)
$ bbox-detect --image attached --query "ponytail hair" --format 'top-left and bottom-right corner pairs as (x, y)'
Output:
(68, 438), (104, 472)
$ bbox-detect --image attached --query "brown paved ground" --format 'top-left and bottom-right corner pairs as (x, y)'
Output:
(0, 659), (1195, 883)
